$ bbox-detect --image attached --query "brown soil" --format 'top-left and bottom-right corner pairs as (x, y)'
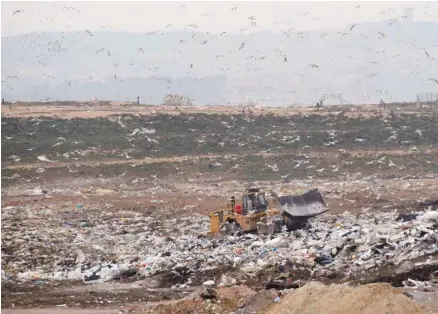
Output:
(1, 103), (390, 119)
(266, 281), (429, 314)
(4, 146), (437, 171)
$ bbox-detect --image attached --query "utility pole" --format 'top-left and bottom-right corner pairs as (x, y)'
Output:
(136, 96), (140, 105)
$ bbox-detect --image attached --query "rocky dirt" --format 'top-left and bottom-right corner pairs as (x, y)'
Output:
(267, 281), (430, 314)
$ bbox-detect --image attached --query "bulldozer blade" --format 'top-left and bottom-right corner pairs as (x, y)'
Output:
(272, 188), (328, 218)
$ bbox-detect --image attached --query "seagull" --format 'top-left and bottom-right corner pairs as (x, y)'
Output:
(239, 42), (245, 50)
(52, 142), (64, 148)
(63, 6), (77, 11)
(350, 24), (356, 31)
(5, 76), (19, 81)
(231, 6), (237, 11)
(422, 49), (433, 59)
(377, 31), (386, 38)
(85, 29), (93, 36)
(427, 78), (438, 84)
(13, 9), (24, 16)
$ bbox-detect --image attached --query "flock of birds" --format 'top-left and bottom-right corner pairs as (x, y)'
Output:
(2, 4), (438, 103)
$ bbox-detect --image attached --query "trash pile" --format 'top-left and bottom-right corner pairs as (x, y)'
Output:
(1, 203), (437, 287)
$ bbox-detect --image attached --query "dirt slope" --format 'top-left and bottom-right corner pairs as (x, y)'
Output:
(266, 281), (429, 314)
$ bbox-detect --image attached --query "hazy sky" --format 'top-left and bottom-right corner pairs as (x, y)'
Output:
(2, 1), (437, 36)
(2, 1), (438, 104)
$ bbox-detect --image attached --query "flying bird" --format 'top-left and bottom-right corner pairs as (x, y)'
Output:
(377, 31), (386, 38)
(85, 29), (93, 36)
(427, 78), (438, 84)
(5, 76), (19, 81)
(231, 6), (237, 11)
(239, 42), (245, 50)
(63, 6), (77, 11)
(13, 10), (24, 16)
(350, 24), (356, 31)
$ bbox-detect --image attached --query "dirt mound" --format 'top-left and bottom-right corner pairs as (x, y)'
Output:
(266, 281), (428, 314)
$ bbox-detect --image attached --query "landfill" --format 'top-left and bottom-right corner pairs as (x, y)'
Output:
(2, 200), (437, 287)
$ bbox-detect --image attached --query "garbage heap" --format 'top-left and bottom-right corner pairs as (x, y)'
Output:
(1, 204), (437, 286)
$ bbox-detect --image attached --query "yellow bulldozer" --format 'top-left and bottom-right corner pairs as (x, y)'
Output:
(209, 188), (327, 235)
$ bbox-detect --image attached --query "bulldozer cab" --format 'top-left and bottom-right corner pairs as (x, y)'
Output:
(242, 188), (268, 214)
